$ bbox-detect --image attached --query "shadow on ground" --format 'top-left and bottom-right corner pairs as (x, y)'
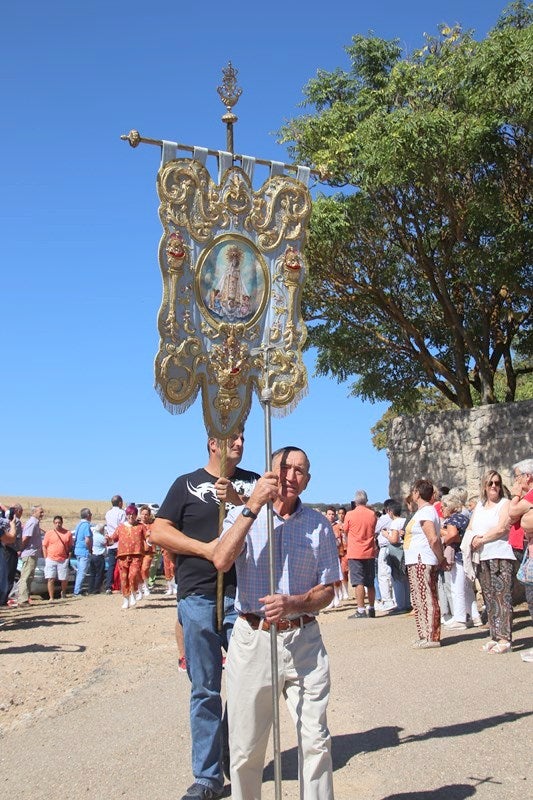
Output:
(262, 710), (533, 781)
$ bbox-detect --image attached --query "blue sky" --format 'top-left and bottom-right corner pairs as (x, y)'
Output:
(1, 0), (508, 506)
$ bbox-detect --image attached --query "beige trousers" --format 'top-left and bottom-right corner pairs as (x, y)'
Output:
(226, 616), (334, 800)
(18, 556), (38, 603)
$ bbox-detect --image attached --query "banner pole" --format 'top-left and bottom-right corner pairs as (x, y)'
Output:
(216, 441), (227, 631)
(259, 347), (283, 800)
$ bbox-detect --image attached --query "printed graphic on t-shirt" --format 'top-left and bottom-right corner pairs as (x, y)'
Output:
(186, 476), (256, 511)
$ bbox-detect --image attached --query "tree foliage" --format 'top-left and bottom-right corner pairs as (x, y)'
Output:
(279, 2), (533, 415)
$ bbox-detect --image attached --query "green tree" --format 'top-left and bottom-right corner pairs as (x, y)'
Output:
(279, 2), (533, 415)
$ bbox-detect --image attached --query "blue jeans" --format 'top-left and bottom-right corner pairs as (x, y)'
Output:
(106, 548), (117, 591)
(74, 555), (90, 595)
(88, 554), (105, 593)
(179, 593), (236, 792)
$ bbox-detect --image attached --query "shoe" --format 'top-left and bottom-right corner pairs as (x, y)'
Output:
(142, 585), (151, 597)
(129, 593), (136, 607)
(382, 600), (396, 610)
(488, 641), (511, 655)
(180, 782), (223, 799)
(122, 598), (130, 610)
(444, 620), (467, 630)
(520, 649), (533, 663)
(178, 656), (187, 673)
(472, 617), (483, 627)
(367, 607), (376, 618)
(412, 639), (440, 649)
(105, 589), (113, 595)
(481, 640), (498, 652)
(7, 598), (18, 607)
(348, 610), (367, 619)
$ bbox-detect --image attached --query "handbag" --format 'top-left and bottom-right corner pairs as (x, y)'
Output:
(386, 542), (406, 576)
(516, 547), (533, 586)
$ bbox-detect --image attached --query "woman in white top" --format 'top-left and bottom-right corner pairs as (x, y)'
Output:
(469, 470), (513, 654)
(404, 479), (448, 648)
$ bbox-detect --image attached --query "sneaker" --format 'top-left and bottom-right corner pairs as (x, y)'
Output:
(443, 620), (467, 630)
(348, 610), (367, 619)
(382, 600), (396, 610)
(129, 593), (137, 607)
(121, 597), (130, 611)
(472, 617), (483, 627)
(180, 782), (223, 799)
(367, 607), (376, 618)
(136, 589), (143, 601)
(413, 639), (440, 649)
(105, 589), (113, 595)
(520, 649), (533, 663)
(178, 656), (187, 673)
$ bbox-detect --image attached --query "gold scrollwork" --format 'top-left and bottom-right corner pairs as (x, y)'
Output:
(246, 177), (312, 252)
(158, 160), (228, 241)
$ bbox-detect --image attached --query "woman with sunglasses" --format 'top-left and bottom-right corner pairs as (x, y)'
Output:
(469, 470), (514, 654)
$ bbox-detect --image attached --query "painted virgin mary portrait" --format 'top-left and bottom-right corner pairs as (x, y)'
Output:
(197, 237), (267, 325)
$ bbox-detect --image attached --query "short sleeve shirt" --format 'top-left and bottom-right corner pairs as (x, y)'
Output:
(157, 466), (259, 599)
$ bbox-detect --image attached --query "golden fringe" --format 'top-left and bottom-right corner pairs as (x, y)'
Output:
(155, 385), (199, 416)
(270, 385), (309, 418)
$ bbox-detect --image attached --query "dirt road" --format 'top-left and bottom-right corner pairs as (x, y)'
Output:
(1, 589), (532, 799)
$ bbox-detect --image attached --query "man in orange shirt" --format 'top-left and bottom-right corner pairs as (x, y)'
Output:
(344, 490), (377, 618)
(43, 515), (73, 600)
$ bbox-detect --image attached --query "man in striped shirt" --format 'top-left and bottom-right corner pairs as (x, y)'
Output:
(214, 445), (340, 800)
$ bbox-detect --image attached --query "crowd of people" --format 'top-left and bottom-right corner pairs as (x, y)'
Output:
(318, 461), (533, 662)
(1, 451), (532, 800)
(0, 498), (177, 609)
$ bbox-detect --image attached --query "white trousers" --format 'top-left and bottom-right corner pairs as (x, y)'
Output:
(450, 559), (478, 623)
(226, 616), (334, 800)
(377, 547), (393, 602)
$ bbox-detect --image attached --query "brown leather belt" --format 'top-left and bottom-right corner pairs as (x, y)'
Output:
(239, 612), (316, 632)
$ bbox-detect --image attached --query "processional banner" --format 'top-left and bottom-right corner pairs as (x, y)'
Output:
(154, 143), (312, 438)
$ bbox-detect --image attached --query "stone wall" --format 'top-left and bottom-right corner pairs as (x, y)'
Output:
(387, 399), (533, 501)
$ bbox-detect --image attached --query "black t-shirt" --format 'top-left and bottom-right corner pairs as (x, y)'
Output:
(156, 466), (259, 600)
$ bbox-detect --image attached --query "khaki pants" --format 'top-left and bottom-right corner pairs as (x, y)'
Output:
(18, 556), (38, 603)
(226, 616), (334, 800)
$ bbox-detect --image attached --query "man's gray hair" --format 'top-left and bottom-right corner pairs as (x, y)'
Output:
(513, 458), (533, 475)
(354, 490), (368, 506)
(80, 507), (92, 519)
(30, 505), (42, 515)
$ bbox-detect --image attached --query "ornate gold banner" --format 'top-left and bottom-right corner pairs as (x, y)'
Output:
(154, 155), (311, 439)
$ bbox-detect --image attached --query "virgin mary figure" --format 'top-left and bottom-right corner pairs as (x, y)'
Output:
(209, 244), (252, 322)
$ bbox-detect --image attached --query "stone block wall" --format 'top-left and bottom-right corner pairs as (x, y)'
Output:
(387, 399), (533, 501)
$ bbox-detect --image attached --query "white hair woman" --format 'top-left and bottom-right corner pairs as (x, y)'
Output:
(441, 494), (482, 630)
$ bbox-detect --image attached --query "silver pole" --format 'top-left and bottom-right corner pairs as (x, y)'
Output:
(256, 346), (282, 800)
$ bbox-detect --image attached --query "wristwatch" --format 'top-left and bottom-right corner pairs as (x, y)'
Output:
(241, 506), (258, 520)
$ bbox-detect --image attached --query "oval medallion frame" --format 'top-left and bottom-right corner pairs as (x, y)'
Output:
(195, 234), (269, 329)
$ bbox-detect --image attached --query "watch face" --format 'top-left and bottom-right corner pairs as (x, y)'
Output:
(242, 507), (256, 519)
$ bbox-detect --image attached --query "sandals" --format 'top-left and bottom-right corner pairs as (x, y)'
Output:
(481, 640), (498, 652)
(488, 641), (511, 655)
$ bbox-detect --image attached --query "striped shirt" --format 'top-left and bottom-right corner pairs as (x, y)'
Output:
(221, 500), (342, 617)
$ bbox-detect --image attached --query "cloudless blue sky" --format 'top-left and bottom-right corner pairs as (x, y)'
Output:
(1, 1), (508, 506)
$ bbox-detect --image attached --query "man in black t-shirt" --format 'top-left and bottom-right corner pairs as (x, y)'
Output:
(151, 432), (259, 800)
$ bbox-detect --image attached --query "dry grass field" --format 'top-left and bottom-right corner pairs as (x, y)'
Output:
(0, 496), (110, 531)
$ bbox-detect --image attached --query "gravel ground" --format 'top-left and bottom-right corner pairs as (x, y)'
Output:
(1, 588), (532, 800)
